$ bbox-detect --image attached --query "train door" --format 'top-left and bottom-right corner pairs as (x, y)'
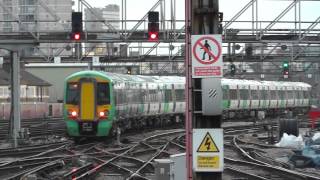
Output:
(80, 80), (96, 121)
(146, 84), (150, 115)
(172, 84), (176, 113)
(158, 84), (163, 114)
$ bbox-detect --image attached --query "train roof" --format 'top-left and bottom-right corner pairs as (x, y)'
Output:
(66, 70), (185, 84)
(65, 71), (311, 89)
(222, 78), (311, 89)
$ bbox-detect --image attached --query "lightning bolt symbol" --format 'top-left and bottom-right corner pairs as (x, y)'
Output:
(204, 137), (211, 151)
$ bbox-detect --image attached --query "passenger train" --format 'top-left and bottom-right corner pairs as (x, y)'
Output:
(63, 70), (311, 138)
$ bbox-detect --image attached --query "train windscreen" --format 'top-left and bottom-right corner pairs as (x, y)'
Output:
(97, 83), (110, 105)
(66, 83), (79, 105)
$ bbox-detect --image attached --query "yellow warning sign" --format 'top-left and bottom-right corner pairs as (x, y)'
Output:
(197, 132), (219, 152)
(197, 156), (219, 169)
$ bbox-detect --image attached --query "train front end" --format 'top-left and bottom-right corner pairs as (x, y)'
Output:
(64, 71), (114, 137)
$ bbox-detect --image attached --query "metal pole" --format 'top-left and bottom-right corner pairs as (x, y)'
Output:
(256, 0), (258, 36)
(121, 0), (124, 32)
(12, 51), (21, 148)
(190, 0), (222, 179)
(185, 0), (192, 179)
(299, 0), (301, 37)
(252, 0), (254, 35)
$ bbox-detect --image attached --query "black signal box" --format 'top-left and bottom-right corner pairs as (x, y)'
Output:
(72, 12), (83, 33)
(148, 11), (159, 23)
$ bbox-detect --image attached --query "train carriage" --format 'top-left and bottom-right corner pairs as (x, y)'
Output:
(64, 70), (312, 138)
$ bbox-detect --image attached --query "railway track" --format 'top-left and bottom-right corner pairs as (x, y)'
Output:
(0, 116), (318, 179)
(0, 129), (185, 180)
(0, 117), (66, 140)
(223, 125), (320, 180)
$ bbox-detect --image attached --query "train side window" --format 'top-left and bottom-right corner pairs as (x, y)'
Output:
(251, 90), (259, 100)
(165, 89), (172, 102)
(270, 90), (277, 100)
(240, 89), (249, 100)
(97, 83), (110, 105)
(303, 91), (309, 99)
(3, 87), (8, 98)
(298, 91), (303, 99)
(229, 89), (237, 100)
(0, 87), (3, 97)
(222, 86), (229, 100)
(278, 90), (284, 99)
(295, 90), (300, 99)
(149, 90), (157, 102)
(287, 90), (293, 99)
(175, 89), (185, 102)
(66, 83), (79, 105)
(261, 90), (268, 100)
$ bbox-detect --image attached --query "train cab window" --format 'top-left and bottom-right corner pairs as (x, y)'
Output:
(66, 83), (79, 105)
(240, 89), (249, 100)
(97, 83), (110, 105)
(229, 89), (237, 100)
(251, 90), (259, 100)
(303, 91), (309, 99)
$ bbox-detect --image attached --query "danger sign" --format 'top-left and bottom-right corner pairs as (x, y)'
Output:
(193, 129), (223, 172)
(197, 132), (219, 153)
(191, 34), (223, 78)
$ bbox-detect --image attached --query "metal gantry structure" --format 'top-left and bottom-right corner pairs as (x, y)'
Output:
(0, 0), (319, 74)
(0, 0), (320, 146)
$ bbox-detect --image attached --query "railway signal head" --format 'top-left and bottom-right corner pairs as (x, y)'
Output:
(148, 11), (159, 42)
(126, 67), (132, 74)
(282, 61), (289, 78)
(71, 12), (83, 41)
(148, 22), (159, 42)
(230, 64), (236, 76)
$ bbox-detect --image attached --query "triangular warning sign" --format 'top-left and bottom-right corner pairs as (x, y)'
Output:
(197, 132), (219, 152)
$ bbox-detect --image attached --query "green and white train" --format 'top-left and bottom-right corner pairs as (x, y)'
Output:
(64, 70), (311, 138)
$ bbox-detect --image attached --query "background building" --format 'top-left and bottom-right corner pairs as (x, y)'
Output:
(85, 4), (120, 56)
(0, 0), (72, 56)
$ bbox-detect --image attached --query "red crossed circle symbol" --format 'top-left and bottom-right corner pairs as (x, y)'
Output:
(192, 36), (222, 65)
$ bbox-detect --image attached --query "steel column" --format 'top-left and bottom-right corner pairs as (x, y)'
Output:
(187, 0), (222, 179)
(11, 51), (21, 148)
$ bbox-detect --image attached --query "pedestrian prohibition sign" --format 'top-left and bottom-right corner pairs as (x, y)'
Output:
(191, 34), (223, 78)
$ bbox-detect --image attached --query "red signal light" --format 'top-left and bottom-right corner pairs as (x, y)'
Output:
(148, 22), (159, 42)
(148, 31), (159, 41)
(74, 33), (81, 40)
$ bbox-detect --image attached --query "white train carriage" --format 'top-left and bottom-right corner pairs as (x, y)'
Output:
(173, 82), (185, 114)
(222, 79), (239, 110)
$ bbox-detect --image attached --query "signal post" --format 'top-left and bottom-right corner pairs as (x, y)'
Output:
(186, 0), (223, 180)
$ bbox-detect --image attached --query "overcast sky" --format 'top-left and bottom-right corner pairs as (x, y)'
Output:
(81, 0), (320, 30)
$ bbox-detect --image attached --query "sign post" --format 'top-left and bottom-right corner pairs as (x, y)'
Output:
(186, 0), (223, 179)
(192, 35), (223, 78)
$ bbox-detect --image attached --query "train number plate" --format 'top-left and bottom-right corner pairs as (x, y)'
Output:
(82, 123), (93, 131)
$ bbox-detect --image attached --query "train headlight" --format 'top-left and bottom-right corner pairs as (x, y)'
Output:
(98, 110), (108, 119)
(68, 110), (78, 119)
